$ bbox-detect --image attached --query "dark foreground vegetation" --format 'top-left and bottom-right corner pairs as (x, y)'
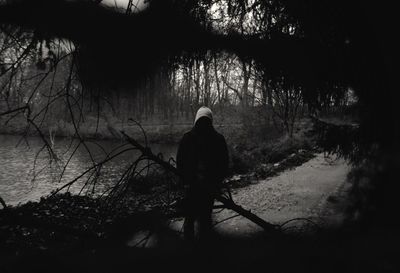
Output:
(1, 191), (399, 273)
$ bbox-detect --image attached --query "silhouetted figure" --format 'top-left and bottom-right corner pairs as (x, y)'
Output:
(176, 106), (229, 244)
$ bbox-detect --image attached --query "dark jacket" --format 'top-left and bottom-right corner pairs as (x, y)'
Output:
(176, 123), (229, 190)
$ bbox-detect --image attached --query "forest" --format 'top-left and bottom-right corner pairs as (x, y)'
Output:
(0, 0), (398, 272)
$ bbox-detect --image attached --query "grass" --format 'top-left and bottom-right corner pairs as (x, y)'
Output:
(228, 118), (317, 173)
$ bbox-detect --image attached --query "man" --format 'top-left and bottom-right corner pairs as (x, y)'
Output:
(176, 106), (229, 243)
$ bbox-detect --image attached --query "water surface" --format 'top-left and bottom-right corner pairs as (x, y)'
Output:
(0, 135), (177, 206)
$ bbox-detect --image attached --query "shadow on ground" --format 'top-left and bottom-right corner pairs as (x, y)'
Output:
(3, 219), (399, 273)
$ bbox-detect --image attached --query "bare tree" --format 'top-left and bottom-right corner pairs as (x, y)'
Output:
(270, 80), (303, 138)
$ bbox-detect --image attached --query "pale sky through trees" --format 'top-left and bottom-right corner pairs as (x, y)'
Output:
(101, 0), (147, 12)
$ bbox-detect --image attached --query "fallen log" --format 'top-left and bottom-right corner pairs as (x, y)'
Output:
(121, 131), (279, 233)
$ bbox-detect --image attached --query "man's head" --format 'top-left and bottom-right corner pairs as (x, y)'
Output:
(194, 106), (213, 131)
(194, 106), (213, 125)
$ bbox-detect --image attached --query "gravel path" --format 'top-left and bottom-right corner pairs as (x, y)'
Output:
(212, 153), (351, 236)
(130, 153), (351, 246)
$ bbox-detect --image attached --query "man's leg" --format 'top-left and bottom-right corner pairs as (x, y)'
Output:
(183, 193), (196, 243)
(183, 216), (195, 242)
(198, 196), (214, 243)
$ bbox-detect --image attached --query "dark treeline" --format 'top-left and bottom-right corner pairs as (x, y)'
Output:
(1, 0), (355, 140)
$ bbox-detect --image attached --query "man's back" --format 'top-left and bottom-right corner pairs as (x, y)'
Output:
(177, 113), (229, 187)
(176, 107), (229, 242)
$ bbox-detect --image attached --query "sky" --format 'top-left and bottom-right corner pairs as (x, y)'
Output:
(101, 0), (148, 12)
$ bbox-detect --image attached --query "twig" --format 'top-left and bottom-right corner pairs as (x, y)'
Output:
(279, 217), (320, 229)
(0, 105), (28, 117)
(213, 213), (240, 226)
(0, 196), (7, 210)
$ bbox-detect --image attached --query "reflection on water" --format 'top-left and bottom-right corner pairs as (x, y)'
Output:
(0, 135), (177, 206)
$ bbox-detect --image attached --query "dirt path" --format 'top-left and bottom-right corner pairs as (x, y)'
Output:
(212, 153), (351, 236)
(129, 153), (351, 246)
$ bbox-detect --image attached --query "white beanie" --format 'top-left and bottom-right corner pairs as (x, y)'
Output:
(194, 106), (213, 124)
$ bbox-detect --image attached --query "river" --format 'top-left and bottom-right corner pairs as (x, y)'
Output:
(0, 135), (177, 206)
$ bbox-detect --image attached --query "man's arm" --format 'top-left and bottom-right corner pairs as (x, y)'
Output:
(218, 135), (229, 182)
(176, 133), (191, 185)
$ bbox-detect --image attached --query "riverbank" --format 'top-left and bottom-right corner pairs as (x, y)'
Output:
(0, 114), (319, 204)
(0, 116), (193, 144)
(1, 153), (348, 269)
(2, 117), (360, 272)
(0, 146), (325, 253)
(0, 113), (244, 144)
(0, 119), (316, 207)
(2, 152), (398, 273)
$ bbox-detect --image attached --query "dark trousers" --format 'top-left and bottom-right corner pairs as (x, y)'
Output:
(183, 186), (215, 243)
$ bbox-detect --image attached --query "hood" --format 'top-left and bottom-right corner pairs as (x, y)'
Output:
(194, 106), (213, 125)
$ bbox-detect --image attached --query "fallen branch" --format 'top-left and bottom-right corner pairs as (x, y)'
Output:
(0, 105), (28, 117)
(121, 131), (279, 233)
(213, 214), (240, 227)
(0, 196), (7, 210)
